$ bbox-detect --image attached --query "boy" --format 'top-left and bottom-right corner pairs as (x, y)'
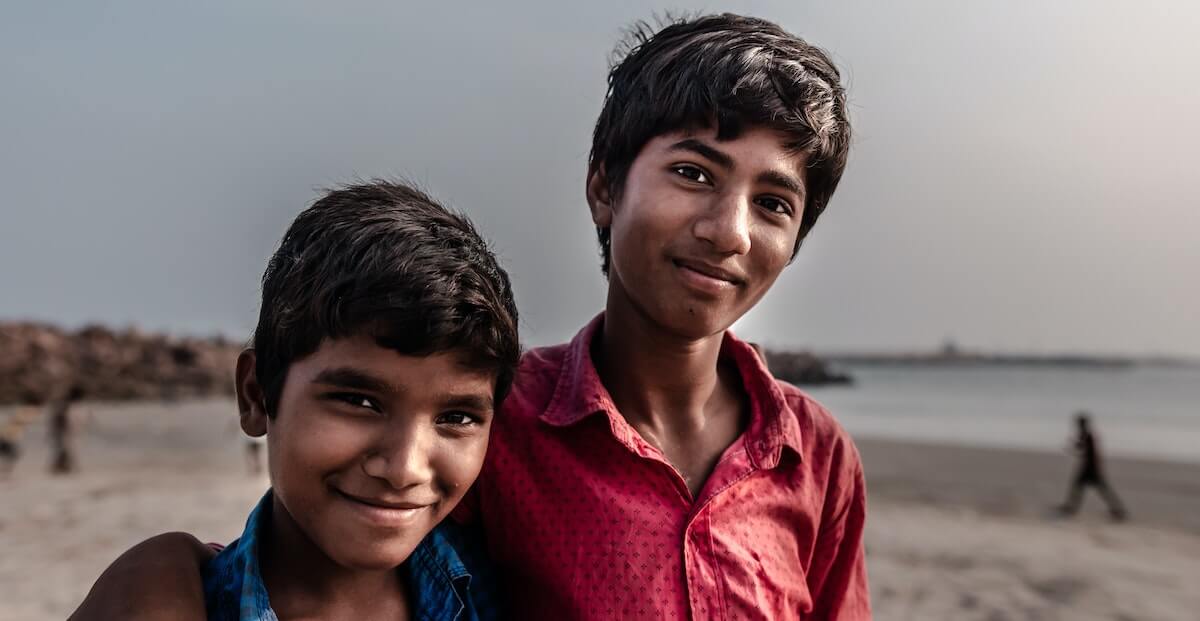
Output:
(73, 13), (867, 620)
(465, 14), (866, 618)
(75, 181), (520, 620)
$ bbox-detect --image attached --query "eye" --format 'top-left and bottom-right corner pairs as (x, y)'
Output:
(436, 411), (481, 427)
(328, 392), (380, 412)
(755, 196), (793, 216)
(672, 164), (711, 184)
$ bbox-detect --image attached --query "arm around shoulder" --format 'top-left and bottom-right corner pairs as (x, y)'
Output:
(69, 531), (215, 621)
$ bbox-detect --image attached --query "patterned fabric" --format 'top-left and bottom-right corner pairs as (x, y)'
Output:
(454, 313), (870, 620)
(203, 490), (498, 621)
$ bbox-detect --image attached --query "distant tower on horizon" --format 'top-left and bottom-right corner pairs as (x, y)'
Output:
(940, 338), (961, 358)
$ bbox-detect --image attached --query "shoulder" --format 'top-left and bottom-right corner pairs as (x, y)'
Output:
(515, 342), (571, 386)
(776, 380), (864, 486)
(498, 343), (570, 422)
(202, 532), (252, 620)
(778, 380), (856, 445)
(204, 498), (273, 617)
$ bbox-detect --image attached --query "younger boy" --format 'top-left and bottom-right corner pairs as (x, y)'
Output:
(78, 181), (520, 620)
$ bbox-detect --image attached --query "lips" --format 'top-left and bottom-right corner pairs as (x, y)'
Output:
(334, 488), (435, 528)
(672, 258), (745, 286)
(335, 489), (435, 511)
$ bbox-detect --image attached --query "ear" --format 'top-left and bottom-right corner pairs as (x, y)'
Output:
(585, 164), (614, 228)
(236, 349), (269, 437)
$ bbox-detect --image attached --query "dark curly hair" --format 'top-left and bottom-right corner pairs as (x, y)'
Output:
(253, 180), (520, 416)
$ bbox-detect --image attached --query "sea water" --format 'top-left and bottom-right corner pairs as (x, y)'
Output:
(805, 364), (1200, 463)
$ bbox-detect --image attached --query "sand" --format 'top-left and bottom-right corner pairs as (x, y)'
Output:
(858, 438), (1200, 620)
(2, 400), (1198, 620)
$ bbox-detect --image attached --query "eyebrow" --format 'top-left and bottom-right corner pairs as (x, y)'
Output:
(311, 366), (494, 410)
(440, 393), (495, 412)
(756, 169), (807, 200)
(311, 367), (391, 393)
(668, 138), (734, 170)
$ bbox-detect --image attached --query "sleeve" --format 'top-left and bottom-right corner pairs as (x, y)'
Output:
(806, 442), (871, 619)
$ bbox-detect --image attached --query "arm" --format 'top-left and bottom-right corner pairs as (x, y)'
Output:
(808, 451), (871, 619)
(69, 532), (215, 621)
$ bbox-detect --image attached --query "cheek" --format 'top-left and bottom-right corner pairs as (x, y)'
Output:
(752, 230), (796, 276)
(611, 194), (685, 268)
(268, 414), (371, 485)
(430, 434), (489, 496)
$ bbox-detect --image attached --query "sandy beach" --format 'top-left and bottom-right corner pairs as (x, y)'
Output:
(2, 400), (1198, 620)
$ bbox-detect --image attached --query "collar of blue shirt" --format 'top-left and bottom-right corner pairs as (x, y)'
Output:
(202, 489), (497, 621)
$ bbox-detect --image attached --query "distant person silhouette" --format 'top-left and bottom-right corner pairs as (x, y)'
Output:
(48, 384), (85, 475)
(0, 426), (18, 477)
(1058, 411), (1127, 521)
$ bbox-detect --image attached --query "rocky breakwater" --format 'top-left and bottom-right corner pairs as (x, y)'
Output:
(762, 349), (853, 386)
(0, 322), (240, 405)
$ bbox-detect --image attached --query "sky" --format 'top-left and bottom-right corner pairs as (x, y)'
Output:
(2, 1), (1198, 356)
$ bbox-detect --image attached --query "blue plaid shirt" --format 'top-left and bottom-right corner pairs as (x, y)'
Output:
(203, 491), (498, 621)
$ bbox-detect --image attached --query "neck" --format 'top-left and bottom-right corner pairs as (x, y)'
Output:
(261, 494), (407, 618)
(595, 300), (732, 435)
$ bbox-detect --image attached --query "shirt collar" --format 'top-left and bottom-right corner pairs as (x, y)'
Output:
(203, 490), (475, 621)
(405, 523), (474, 619)
(539, 312), (803, 468)
(202, 491), (277, 621)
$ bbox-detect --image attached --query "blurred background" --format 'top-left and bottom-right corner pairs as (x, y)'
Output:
(2, 1), (1198, 619)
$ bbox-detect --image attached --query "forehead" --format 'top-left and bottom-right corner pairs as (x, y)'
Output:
(290, 334), (496, 398)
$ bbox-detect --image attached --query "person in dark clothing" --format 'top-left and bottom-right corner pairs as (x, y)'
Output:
(0, 433), (18, 476)
(48, 384), (85, 475)
(1058, 411), (1127, 521)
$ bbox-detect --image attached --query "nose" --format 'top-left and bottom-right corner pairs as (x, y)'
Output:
(693, 190), (752, 255)
(361, 419), (434, 490)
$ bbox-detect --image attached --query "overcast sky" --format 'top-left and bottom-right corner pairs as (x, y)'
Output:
(2, 1), (1198, 356)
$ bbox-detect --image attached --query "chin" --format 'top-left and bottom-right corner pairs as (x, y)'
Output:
(655, 302), (734, 340)
(333, 542), (422, 572)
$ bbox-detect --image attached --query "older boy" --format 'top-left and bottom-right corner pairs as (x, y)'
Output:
(73, 13), (867, 620)
(465, 15), (866, 619)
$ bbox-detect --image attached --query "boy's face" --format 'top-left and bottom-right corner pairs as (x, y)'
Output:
(237, 336), (495, 572)
(589, 125), (808, 339)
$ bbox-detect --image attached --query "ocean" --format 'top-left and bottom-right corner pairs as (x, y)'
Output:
(804, 363), (1200, 464)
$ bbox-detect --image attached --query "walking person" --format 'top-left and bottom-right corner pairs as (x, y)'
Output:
(1058, 411), (1128, 521)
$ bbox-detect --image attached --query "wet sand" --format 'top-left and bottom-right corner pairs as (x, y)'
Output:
(2, 400), (1197, 620)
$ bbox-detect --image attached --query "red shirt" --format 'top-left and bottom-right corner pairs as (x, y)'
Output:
(457, 315), (870, 619)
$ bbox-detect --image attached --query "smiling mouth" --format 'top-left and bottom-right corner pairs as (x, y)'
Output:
(334, 489), (434, 525)
(672, 259), (744, 292)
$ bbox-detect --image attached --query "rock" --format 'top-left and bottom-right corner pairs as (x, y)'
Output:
(0, 322), (240, 405)
(762, 349), (853, 386)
